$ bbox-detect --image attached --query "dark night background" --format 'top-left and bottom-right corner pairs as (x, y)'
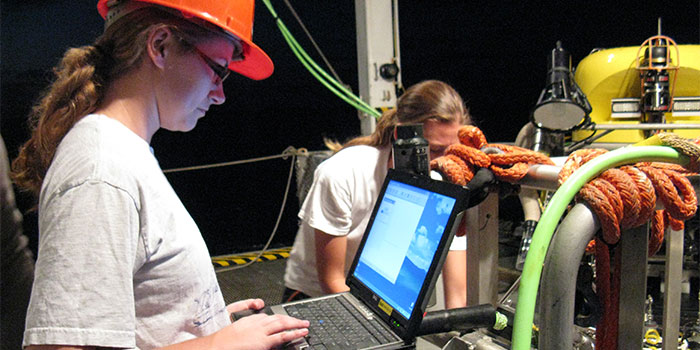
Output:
(1, 1), (699, 257)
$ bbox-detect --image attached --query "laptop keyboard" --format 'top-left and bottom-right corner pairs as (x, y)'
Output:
(284, 296), (398, 350)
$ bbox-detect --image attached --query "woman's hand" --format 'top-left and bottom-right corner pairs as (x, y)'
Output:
(226, 298), (265, 315)
(210, 312), (310, 350)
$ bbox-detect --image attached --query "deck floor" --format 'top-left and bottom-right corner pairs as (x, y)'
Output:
(214, 246), (520, 307)
(216, 257), (288, 306)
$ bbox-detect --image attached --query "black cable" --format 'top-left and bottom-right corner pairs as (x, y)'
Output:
(565, 128), (616, 154)
(281, 0), (344, 85)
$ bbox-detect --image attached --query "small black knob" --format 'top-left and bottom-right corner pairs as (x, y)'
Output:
(379, 63), (400, 80)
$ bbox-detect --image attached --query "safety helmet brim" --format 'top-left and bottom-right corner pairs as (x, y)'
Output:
(98, 0), (274, 80)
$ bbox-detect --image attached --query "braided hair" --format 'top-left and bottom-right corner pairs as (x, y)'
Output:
(11, 7), (223, 198)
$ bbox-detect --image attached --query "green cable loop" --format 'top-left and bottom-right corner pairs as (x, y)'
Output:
(261, 0), (382, 119)
(278, 24), (378, 117)
(276, 19), (380, 116)
(511, 145), (688, 350)
(260, 0), (279, 19)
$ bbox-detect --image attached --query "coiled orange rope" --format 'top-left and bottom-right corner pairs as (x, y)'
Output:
(432, 126), (699, 350)
(558, 144), (698, 350)
(430, 126), (554, 185)
(558, 148), (697, 250)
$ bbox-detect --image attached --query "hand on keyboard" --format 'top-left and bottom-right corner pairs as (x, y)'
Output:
(231, 306), (272, 321)
(215, 298), (310, 350)
(227, 298), (266, 316)
(214, 313), (310, 350)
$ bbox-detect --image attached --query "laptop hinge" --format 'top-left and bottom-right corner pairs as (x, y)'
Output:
(343, 294), (375, 319)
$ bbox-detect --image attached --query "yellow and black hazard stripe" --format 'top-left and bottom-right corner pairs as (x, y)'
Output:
(377, 106), (393, 116)
(212, 247), (291, 268)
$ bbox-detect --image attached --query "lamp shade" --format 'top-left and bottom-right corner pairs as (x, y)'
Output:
(532, 84), (588, 130)
(531, 41), (591, 131)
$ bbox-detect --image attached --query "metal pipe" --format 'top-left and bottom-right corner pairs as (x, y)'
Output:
(539, 203), (599, 349)
(516, 165), (698, 193)
(582, 123), (700, 130)
(617, 224), (650, 348)
(519, 188), (541, 222)
(537, 182), (697, 350)
(663, 228), (684, 350)
(518, 164), (562, 191)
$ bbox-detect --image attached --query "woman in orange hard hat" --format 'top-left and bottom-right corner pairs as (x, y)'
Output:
(12, 1), (309, 349)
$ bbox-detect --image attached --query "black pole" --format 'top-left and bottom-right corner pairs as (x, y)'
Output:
(417, 304), (499, 336)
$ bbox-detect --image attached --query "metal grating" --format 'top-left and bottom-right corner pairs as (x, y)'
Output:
(295, 151), (333, 207)
(216, 257), (288, 306)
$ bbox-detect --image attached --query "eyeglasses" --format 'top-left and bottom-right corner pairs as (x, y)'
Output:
(191, 45), (230, 84)
(175, 33), (243, 84)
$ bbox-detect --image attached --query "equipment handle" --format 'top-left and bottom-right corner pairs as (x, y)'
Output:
(417, 304), (504, 336)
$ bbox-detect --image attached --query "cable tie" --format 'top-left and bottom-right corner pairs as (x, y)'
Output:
(494, 312), (509, 331)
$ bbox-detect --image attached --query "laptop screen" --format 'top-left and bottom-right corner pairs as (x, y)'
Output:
(351, 175), (459, 319)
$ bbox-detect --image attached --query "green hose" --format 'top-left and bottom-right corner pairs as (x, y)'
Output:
(260, 0), (382, 119)
(278, 24), (378, 117)
(511, 145), (689, 350)
(277, 21), (378, 116)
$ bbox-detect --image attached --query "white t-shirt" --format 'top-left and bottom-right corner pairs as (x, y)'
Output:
(24, 114), (230, 349)
(284, 145), (466, 297)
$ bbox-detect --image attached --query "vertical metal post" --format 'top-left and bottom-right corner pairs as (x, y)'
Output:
(663, 227), (684, 350)
(354, 0), (401, 136)
(617, 224), (649, 348)
(466, 192), (499, 306)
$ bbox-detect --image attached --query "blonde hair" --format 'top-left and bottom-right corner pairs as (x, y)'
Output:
(327, 80), (471, 152)
(11, 7), (224, 199)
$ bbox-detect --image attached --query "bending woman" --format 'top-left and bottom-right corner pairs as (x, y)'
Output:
(283, 80), (471, 309)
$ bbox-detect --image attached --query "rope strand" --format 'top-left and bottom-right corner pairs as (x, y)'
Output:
(162, 146), (311, 173)
(433, 126), (698, 350)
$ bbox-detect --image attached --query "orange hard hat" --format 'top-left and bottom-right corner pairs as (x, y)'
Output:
(97, 0), (274, 80)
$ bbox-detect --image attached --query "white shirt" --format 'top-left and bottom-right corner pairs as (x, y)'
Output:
(284, 145), (465, 297)
(24, 114), (229, 349)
